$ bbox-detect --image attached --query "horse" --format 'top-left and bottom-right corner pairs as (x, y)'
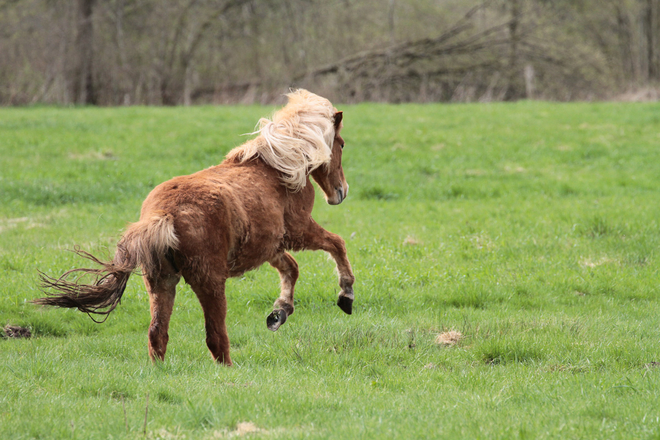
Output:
(34, 89), (355, 366)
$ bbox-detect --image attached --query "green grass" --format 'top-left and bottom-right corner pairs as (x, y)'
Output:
(2, 102), (660, 439)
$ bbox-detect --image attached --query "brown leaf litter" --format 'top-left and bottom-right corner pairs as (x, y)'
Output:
(3, 325), (31, 339)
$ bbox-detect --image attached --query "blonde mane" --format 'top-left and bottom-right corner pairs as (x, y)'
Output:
(225, 89), (336, 192)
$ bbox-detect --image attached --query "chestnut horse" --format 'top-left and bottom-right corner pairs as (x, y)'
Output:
(35, 90), (355, 366)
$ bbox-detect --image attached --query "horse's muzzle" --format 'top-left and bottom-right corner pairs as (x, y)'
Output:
(329, 184), (349, 205)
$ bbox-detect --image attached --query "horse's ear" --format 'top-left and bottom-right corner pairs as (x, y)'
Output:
(333, 111), (343, 129)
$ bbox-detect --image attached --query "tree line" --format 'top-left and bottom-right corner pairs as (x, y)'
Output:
(0, 0), (658, 105)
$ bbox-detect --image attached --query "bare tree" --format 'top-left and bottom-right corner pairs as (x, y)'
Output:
(0, 0), (658, 105)
(73, 0), (96, 104)
(155, 0), (250, 105)
(505, 0), (521, 100)
(643, 0), (658, 80)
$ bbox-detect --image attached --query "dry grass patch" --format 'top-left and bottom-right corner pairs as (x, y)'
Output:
(151, 428), (186, 439)
(580, 257), (616, 268)
(469, 233), (494, 251)
(0, 217), (37, 233)
(212, 422), (263, 438)
(435, 330), (462, 347)
(68, 150), (118, 161)
(504, 165), (526, 173)
(403, 236), (421, 246)
(465, 169), (487, 177)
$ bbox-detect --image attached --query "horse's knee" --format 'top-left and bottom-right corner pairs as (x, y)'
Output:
(340, 275), (355, 290)
(287, 258), (299, 281)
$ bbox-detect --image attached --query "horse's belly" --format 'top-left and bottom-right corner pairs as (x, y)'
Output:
(226, 231), (283, 277)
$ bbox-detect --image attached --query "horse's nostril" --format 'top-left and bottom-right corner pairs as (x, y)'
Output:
(336, 188), (343, 203)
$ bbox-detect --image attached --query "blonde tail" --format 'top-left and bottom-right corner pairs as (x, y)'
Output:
(34, 213), (178, 320)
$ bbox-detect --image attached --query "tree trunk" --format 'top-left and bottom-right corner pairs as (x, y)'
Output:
(644, 0), (658, 81)
(73, 0), (96, 105)
(158, 0), (249, 105)
(615, 6), (636, 83)
(388, 0), (396, 45)
(505, 0), (520, 101)
(183, 63), (192, 106)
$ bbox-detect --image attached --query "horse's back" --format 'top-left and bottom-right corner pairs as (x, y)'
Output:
(139, 160), (288, 276)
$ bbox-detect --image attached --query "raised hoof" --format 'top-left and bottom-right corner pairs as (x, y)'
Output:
(337, 295), (353, 315)
(267, 309), (288, 331)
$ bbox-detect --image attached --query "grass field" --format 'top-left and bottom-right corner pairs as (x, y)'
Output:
(1, 101), (660, 439)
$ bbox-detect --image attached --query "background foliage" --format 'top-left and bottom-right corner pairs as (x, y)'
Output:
(1, 0), (659, 105)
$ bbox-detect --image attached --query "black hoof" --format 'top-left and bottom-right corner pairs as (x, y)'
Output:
(267, 309), (288, 331)
(337, 294), (353, 315)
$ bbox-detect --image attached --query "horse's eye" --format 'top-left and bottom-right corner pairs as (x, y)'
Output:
(341, 142), (345, 149)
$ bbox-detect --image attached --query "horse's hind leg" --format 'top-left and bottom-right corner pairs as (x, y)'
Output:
(266, 252), (298, 331)
(186, 268), (232, 366)
(144, 266), (181, 362)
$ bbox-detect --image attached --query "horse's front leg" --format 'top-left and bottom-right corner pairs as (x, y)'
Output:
(303, 221), (355, 314)
(266, 252), (298, 331)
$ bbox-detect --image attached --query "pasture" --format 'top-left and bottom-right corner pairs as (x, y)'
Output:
(1, 102), (660, 439)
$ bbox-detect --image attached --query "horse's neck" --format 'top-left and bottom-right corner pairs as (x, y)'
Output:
(219, 155), (315, 208)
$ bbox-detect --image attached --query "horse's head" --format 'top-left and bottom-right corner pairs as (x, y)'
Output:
(311, 111), (349, 205)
